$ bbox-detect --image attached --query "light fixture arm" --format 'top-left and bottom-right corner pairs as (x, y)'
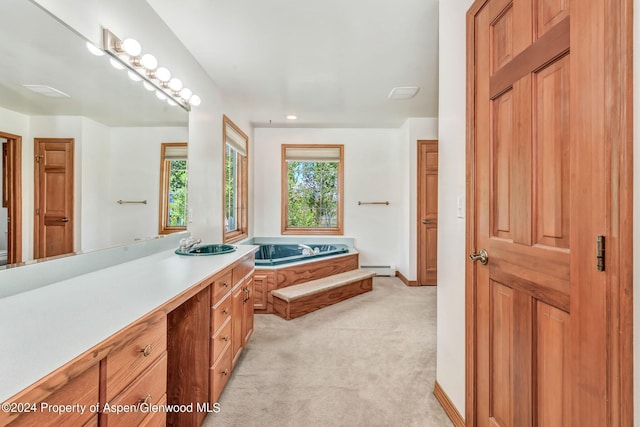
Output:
(102, 28), (197, 112)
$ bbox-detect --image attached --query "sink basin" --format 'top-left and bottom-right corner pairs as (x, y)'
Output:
(175, 244), (236, 256)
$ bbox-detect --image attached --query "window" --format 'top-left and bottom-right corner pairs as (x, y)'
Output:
(281, 144), (344, 235)
(223, 115), (248, 243)
(158, 142), (188, 234)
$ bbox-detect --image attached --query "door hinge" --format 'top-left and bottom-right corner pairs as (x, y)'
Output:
(36, 208), (40, 215)
(596, 235), (605, 272)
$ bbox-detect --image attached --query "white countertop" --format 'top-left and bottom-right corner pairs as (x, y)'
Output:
(0, 245), (258, 403)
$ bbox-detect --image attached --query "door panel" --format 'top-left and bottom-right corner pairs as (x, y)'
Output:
(536, 301), (570, 426)
(35, 138), (74, 259)
(534, 55), (570, 249)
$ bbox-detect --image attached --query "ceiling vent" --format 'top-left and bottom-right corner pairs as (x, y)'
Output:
(388, 86), (420, 100)
(22, 84), (70, 98)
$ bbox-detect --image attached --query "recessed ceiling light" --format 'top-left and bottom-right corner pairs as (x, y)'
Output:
(388, 87), (420, 100)
(286, 115), (297, 120)
(22, 84), (70, 98)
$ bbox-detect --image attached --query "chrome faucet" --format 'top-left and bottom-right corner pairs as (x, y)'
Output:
(179, 237), (201, 253)
(298, 244), (314, 256)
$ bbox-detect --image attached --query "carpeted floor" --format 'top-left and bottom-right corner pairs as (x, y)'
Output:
(203, 276), (451, 427)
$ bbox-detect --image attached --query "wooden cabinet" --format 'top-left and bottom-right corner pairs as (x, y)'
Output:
(242, 277), (254, 345)
(2, 250), (257, 427)
(2, 363), (99, 427)
(102, 311), (167, 427)
(209, 256), (255, 404)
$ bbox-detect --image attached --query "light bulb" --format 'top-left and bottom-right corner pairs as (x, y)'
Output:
(86, 42), (104, 56)
(140, 54), (158, 70)
(155, 90), (167, 101)
(168, 78), (183, 92)
(110, 57), (125, 70)
(179, 88), (192, 101)
(156, 67), (171, 82)
(190, 95), (201, 106)
(128, 71), (142, 82)
(122, 38), (142, 56)
(143, 81), (156, 91)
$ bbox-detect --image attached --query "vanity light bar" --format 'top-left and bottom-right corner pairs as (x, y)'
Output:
(102, 28), (200, 111)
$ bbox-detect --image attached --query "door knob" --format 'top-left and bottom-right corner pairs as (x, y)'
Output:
(469, 249), (488, 265)
(422, 219), (433, 224)
(56, 217), (69, 222)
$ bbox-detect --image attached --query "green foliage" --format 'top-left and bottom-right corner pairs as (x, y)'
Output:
(225, 145), (237, 232)
(287, 161), (338, 228)
(168, 160), (187, 226)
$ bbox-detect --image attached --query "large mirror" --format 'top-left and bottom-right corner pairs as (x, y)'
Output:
(0, 0), (189, 268)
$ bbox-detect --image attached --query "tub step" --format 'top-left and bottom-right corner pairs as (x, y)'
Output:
(271, 269), (375, 320)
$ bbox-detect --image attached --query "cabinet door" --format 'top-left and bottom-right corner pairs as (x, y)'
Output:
(231, 285), (244, 367)
(243, 277), (254, 345)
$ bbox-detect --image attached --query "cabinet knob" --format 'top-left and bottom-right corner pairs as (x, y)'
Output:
(222, 369), (229, 376)
(140, 344), (152, 357)
(222, 308), (229, 315)
(222, 335), (229, 342)
(222, 282), (229, 288)
(139, 394), (152, 405)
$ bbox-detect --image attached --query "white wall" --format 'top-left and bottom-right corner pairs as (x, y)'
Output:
(108, 126), (187, 245)
(437, 0), (474, 417)
(254, 128), (406, 269)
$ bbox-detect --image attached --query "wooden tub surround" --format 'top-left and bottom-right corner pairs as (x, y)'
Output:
(0, 246), (257, 427)
(271, 269), (375, 320)
(254, 252), (359, 314)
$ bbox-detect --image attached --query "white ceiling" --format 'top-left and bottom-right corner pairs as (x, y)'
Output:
(147, 0), (440, 128)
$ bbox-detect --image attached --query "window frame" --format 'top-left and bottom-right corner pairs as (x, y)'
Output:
(158, 142), (188, 235)
(281, 144), (344, 235)
(222, 115), (249, 243)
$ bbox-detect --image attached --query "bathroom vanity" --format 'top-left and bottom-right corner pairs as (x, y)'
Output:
(0, 243), (258, 427)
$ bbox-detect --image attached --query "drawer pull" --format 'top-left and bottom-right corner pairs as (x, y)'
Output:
(222, 335), (230, 342)
(222, 369), (229, 376)
(140, 344), (152, 357)
(139, 394), (152, 405)
(222, 282), (229, 288)
(222, 308), (230, 314)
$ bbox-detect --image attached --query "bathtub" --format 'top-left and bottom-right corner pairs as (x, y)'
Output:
(255, 243), (349, 266)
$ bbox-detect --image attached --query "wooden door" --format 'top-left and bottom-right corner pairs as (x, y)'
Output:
(417, 140), (438, 286)
(34, 138), (74, 259)
(466, 0), (632, 426)
(1, 132), (22, 264)
(242, 277), (254, 345)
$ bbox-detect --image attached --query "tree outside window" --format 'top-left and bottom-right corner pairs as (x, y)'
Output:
(159, 142), (188, 234)
(281, 145), (344, 235)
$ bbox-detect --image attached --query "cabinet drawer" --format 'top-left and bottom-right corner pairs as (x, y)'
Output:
(233, 256), (253, 284)
(212, 293), (232, 331)
(105, 312), (167, 401)
(103, 353), (167, 427)
(5, 363), (99, 427)
(210, 345), (232, 404)
(211, 270), (233, 304)
(138, 394), (167, 427)
(211, 318), (231, 364)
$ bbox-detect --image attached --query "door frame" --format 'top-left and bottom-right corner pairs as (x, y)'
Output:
(417, 139), (438, 286)
(464, 0), (633, 425)
(33, 138), (74, 260)
(0, 131), (22, 264)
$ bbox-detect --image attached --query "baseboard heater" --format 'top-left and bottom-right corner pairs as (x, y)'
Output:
(360, 265), (396, 277)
